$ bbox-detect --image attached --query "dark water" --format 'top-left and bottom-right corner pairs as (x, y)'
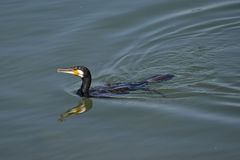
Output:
(1, 0), (240, 159)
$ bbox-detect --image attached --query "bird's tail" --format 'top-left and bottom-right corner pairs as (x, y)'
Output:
(144, 74), (174, 83)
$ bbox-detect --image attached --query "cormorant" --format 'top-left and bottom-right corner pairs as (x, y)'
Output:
(57, 66), (174, 98)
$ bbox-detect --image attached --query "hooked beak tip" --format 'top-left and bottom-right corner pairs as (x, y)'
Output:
(57, 68), (64, 73)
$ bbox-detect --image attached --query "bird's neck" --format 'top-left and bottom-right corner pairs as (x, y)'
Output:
(78, 76), (91, 97)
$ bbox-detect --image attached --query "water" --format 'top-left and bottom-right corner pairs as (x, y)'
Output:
(1, 0), (240, 159)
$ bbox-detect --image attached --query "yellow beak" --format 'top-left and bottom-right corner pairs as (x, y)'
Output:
(57, 67), (80, 76)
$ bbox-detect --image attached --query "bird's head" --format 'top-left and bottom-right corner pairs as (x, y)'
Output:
(57, 66), (90, 78)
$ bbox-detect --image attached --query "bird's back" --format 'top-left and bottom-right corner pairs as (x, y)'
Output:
(89, 74), (174, 98)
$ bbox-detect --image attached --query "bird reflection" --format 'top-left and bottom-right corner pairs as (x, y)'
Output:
(59, 98), (92, 122)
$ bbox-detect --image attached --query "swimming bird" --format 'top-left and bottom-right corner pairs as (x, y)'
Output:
(57, 66), (174, 98)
